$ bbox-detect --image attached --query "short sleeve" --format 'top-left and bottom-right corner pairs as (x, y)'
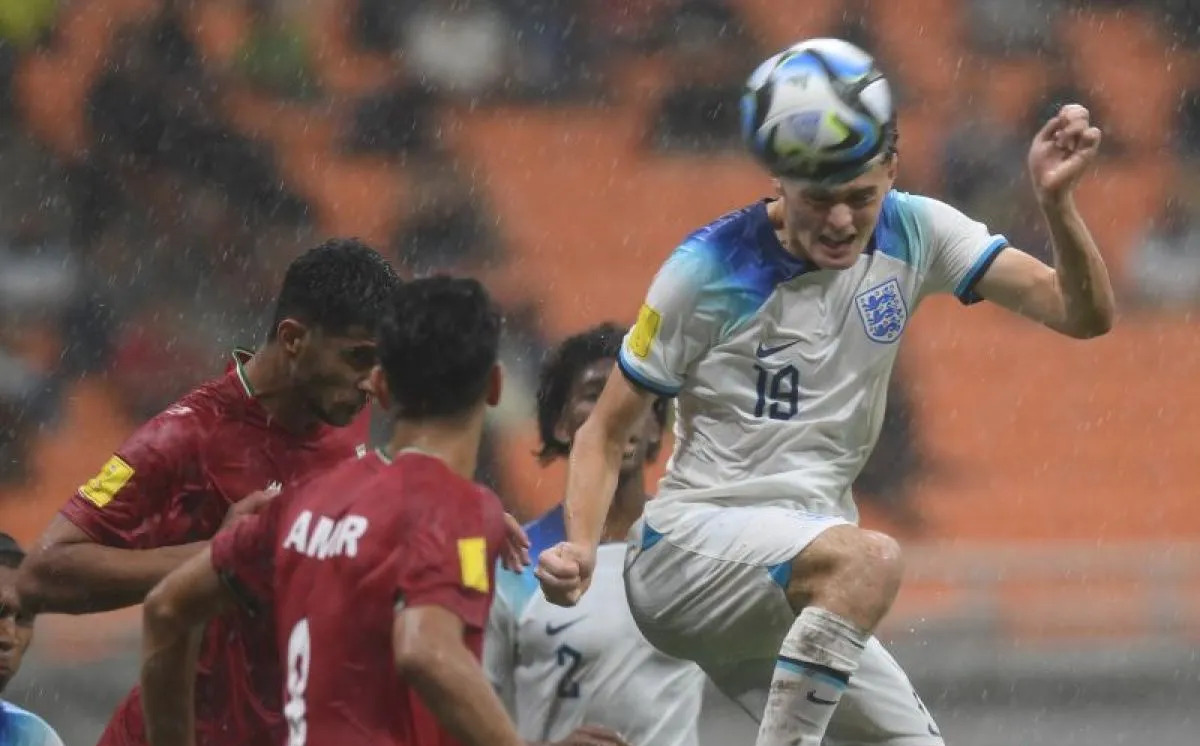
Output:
(618, 244), (723, 396)
(482, 564), (518, 713)
(210, 498), (283, 613)
(0, 703), (65, 746)
(58, 409), (198, 548)
(914, 196), (1009, 304)
(394, 488), (503, 632)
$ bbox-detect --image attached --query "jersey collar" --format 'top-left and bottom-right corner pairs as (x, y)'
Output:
(230, 348), (256, 398)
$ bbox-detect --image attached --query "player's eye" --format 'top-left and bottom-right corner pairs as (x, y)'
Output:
(343, 347), (377, 371)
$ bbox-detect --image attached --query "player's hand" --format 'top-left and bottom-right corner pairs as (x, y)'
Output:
(220, 486), (280, 529)
(501, 512), (531, 572)
(547, 725), (631, 746)
(534, 541), (595, 607)
(1028, 103), (1102, 206)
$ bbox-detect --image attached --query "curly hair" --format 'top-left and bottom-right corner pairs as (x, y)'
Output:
(536, 322), (669, 464)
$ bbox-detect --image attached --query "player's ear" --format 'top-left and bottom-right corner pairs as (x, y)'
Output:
(369, 365), (391, 411)
(485, 363), (503, 408)
(275, 319), (309, 356)
(884, 152), (899, 181)
(773, 177), (783, 197)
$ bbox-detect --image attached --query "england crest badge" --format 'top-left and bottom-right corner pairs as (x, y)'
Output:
(855, 278), (908, 344)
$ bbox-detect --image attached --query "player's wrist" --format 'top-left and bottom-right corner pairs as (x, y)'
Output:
(1035, 188), (1076, 214)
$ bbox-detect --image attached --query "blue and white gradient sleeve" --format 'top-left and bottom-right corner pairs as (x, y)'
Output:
(619, 245), (721, 396)
(915, 196), (1009, 304)
(0, 701), (65, 746)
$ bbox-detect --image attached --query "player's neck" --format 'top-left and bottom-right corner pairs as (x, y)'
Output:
(383, 412), (485, 480)
(239, 345), (320, 432)
(601, 469), (648, 543)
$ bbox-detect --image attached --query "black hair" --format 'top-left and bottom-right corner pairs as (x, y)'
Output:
(0, 533), (24, 570)
(378, 276), (501, 419)
(269, 238), (401, 340)
(536, 322), (669, 464)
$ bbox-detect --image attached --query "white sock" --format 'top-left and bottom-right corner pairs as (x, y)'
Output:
(754, 606), (870, 746)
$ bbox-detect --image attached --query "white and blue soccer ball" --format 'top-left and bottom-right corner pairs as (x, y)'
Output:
(740, 38), (895, 182)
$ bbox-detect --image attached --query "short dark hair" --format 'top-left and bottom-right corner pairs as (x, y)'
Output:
(0, 533), (24, 570)
(269, 238), (401, 340)
(536, 322), (669, 463)
(378, 276), (501, 419)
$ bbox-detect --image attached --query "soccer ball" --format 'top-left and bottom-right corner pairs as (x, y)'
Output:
(740, 38), (895, 182)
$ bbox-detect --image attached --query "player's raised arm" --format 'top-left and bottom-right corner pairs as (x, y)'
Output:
(139, 547), (233, 746)
(536, 371), (656, 607)
(974, 104), (1115, 338)
(539, 247), (718, 607)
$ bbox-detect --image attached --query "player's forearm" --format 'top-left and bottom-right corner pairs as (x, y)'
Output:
(1041, 196), (1115, 338)
(402, 642), (525, 746)
(20, 541), (207, 614)
(140, 600), (203, 746)
(563, 421), (623, 548)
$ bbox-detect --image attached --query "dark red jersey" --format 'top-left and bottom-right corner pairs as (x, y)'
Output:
(212, 451), (507, 746)
(63, 352), (366, 746)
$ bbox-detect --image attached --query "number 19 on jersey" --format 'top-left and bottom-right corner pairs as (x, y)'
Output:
(753, 364), (799, 420)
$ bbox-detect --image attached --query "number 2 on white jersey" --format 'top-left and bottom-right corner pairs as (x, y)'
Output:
(284, 618), (312, 746)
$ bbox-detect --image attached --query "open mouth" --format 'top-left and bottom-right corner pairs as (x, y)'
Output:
(818, 235), (856, 252)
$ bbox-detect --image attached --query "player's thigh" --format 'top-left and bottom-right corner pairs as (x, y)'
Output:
(623, 505), (847, 690)
(826, 638), (944, 746)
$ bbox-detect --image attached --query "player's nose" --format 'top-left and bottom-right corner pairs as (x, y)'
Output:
(826, 203), (854, 232)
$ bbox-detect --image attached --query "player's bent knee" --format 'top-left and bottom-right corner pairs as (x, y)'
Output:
(855, 529), (904, 586)
(788, 526), (904, 621)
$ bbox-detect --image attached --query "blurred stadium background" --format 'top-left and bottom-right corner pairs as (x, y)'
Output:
(0, 0), (1197, 743)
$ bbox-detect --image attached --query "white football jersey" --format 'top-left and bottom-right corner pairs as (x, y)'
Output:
(619, 191), (1007, 525)
(484, 506), (705, 746)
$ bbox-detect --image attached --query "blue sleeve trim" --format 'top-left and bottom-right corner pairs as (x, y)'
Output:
(617, 349), (682, 397)
(954, 235), (1009, 305)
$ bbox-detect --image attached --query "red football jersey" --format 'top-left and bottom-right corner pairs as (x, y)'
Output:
(62, 353), (366, 746)
(211, 451), (507, 746)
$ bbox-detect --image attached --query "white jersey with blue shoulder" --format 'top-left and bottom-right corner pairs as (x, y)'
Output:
(0, 700), (64, 746)
(483, 506), (705, 746)
(620, 190), (1007, 524)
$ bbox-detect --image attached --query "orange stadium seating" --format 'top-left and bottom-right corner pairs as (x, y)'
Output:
(3, 0), (1197, 650)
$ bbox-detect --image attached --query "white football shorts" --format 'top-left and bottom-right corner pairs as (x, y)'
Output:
(623, 504), (943, 745)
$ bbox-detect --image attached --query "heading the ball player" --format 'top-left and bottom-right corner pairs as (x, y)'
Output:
(536, 37), (1113, 746)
